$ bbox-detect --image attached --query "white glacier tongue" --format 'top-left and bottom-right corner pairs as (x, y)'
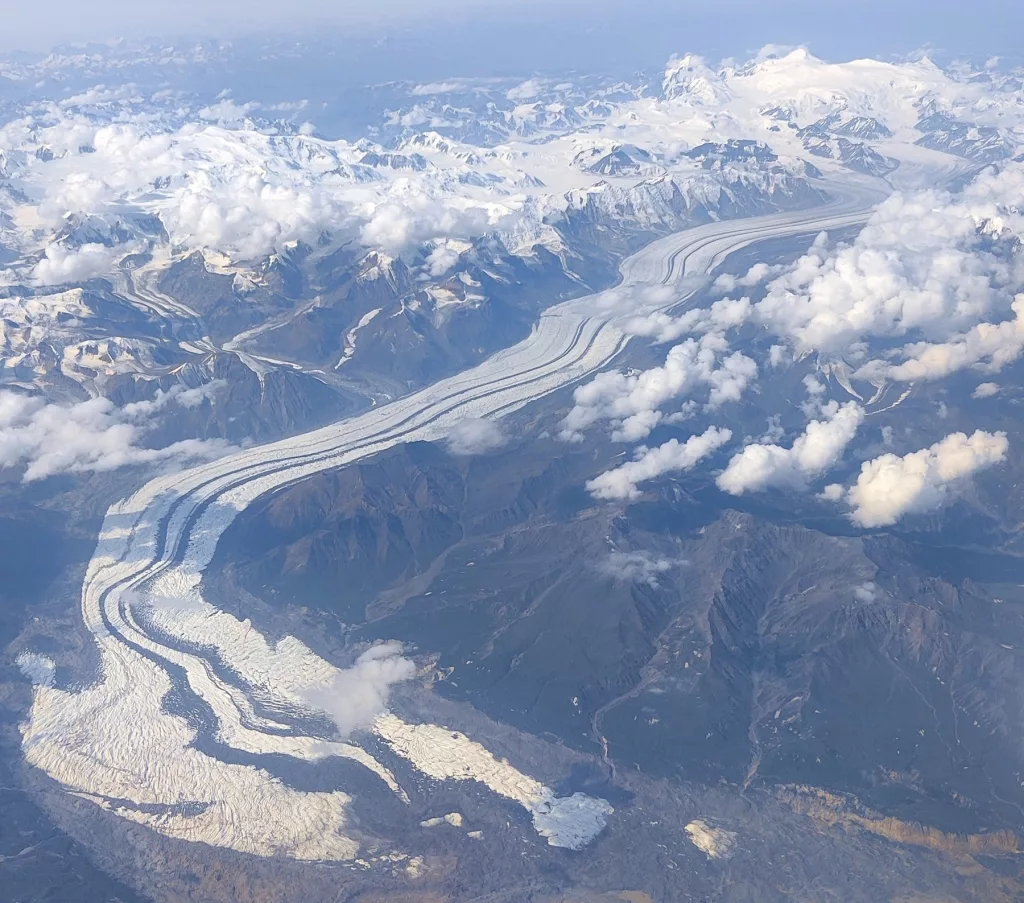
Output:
(374, 715), (614, 849)
(17, 184), (877, 862)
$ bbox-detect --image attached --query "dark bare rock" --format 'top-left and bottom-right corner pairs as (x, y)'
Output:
(211, 404), (1024, 903)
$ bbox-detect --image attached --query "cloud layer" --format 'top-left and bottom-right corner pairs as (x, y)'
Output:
(561, 335), (755, 443)
(0, 387), (233, 481)
(0, 119), (517, 271)
(751, 165), (1024, 381)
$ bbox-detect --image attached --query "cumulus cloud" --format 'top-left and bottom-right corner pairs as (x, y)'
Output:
(839, 429), (1008, 527)
(755, 184), (1024, 353)
(2, 112), (517, 268)
(170, 380), (230, 408)
(302, 642), (415, 739)
(586, 425), (732, 500)
(973, 381), (1000, 398)
(360, 195), (495, 256)
(768, 344), (789, 367)
(853, 581), (877, 602)
(802, 374), (826, 397)
(712, 261), (785, 294)
(446, 417), (507, 456)
(717, 401), (864, 494)
(861, 294), (1024, 383)
(424, 243), (463, 276)
(818, 482), (845, 501)
(757, 414), (785, 444)
(168, 170), (339, 262)
(198, 99), (258, 126)
(621, 295), (752, 344)
(33, 242), (122, 285)
(598, 550), (685, 587)
(748, 165), (1024, 385)
(507, 78), (545, 101)
(0, 387), (233, 481)
(560, 334), (756, 443)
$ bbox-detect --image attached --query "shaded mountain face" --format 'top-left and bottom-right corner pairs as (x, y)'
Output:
(915, 112), (1017, 163)
(214, 419), (1024, 852)
(219, 442), (466, 617)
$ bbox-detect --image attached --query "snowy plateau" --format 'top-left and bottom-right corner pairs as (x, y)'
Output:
(4, 38), (1024, 903)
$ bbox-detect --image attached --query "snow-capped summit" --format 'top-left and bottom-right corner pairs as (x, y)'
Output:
(662, 54), (732, 105)
(0, 41), (1020, 408)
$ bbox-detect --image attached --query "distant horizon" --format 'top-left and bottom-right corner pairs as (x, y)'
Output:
(3, 1), (1023, 75)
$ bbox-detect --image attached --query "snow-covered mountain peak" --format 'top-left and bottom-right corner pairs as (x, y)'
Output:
(663, 54), (732, 106)
(0, 43), (1020, 305)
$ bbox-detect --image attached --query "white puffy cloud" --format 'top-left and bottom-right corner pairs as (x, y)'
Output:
(717, 401), (864, 495)
(1, 113), (520, 268)
(33, 242), (122, 285)
(446, 417), (507, 456)
(586, 425), (732, 500)
(973, 382), (1000, 398)
(839, 429), (1008, 527)
(861, 294), (1024, 383)
(166, 170), (339, 262)
(301, 642), (415, 739)
(853, 581), (878, 602)
(507, 79), (545, 101)
(768, 344), (789, 367)
(560, 333), (756, 443)
(198, 99), (257, 126)
(424, 243), (463, 276)
(802, 374), (826, 396)
(36, 172), (111, 225)
(755, 184), (1024, 352)
(0, 387), (233, 482)
(712, 261), (784, 294)
(598, 550), (685, 587)
(621, 295), (752, 344)
(818, 482), (845, 501)
(171, 380), (230, 408)
(757, 414), (785, 444)
(360, 195), (494, 256)
(748, 165), (1024, 385)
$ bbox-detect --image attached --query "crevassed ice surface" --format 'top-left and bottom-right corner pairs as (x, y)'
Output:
(20, 184), (877, 860)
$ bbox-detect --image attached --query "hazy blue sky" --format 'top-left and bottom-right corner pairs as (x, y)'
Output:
(4, 0), (1023, 67)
